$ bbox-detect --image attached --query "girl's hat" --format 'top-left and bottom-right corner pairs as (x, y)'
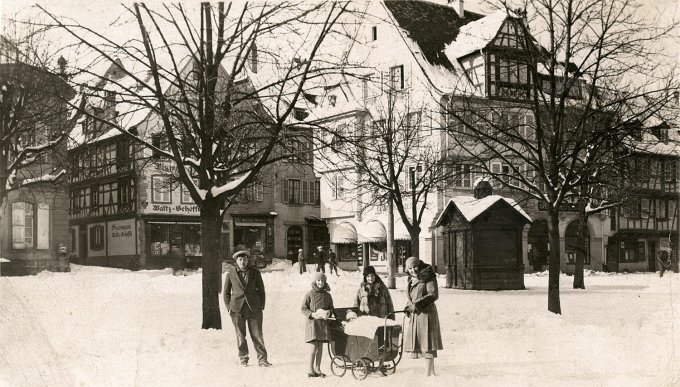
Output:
(313, 272), (327, 282)
(405, 256), (420, 269)
(363, 265), (376, 278)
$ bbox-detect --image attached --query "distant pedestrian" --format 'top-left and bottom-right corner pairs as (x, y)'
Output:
(170, 244), (185, 275)
(328, 249), (339, 276)
(403, 256), (442, 377)
(298, 248), (307, 274)
(657, 251), (672, 277)
(223, 250), (272, 367)
(301, 272), (334, 378)
(316, 246), (327, 273)
(354, 265), (394, 318)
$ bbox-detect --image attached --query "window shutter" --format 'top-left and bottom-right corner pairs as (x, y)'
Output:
(315, 181), (320, 204)
(37, 204), (50, 249)
(302, 181), (309, 204)
(283, 179), (289, 203)
(399, 65), (405, 89)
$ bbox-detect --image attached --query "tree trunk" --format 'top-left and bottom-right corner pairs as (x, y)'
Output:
(573, 209), (587, 289)
(547, 210), (562, 314)
(201, 195), (223, 330)
(409, 226), (420, 259)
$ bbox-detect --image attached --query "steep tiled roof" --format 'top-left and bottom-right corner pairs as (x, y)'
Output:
(384, 0), (484, 69)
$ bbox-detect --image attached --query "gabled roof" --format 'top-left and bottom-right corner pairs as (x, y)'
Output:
(435, 194), (532, 226)
(384, 0), (484, 70)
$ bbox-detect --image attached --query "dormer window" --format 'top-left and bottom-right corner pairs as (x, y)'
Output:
(294, 108), (309, 121)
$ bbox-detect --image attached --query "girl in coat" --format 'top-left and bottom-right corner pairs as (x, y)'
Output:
(301, 272), (334, 378)
(354, 265), (394, 318)
(403, 256), (443, 377)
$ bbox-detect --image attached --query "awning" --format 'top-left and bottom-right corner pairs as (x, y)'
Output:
(331, 222), (357, 244)
(358, 220), (386, 243)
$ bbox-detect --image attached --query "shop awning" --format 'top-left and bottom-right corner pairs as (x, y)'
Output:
(331, 222), (357, 244)
(358, 220), (386, 243)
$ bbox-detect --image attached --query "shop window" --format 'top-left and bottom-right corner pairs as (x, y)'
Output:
(152, 175), (172, 203)
(89, 225), (105, 251)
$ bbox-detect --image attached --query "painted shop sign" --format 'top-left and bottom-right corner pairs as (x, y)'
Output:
(108, 219), (136, 256)
(149, 204), (201, 214)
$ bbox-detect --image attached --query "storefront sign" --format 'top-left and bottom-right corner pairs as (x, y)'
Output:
(108, 219), (136, 256)
(149, 204), (201, 214)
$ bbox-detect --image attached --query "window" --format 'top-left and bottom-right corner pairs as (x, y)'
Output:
(663, 160), (677, 192)
(453, 164), (472, 188)
(488, 54), (532, 100)
(371, 119), (385, 137)
(388, 65), (404, 91)
(12, 202), (33, 249)
(294, 108), (309, 121)
(151, 134), (169, 159)
(332, 175), (345, 199)
(657, 198), (668, 219)
(288, 179), (301, 204)
(238, 182), (264, 203)
(90, 224), (105, 251)
(620, 241), (644, 262)
(181, 179), (197, 204)
(371, 26), (377, 41)
(406, 112), (421, 130)
(152, 176), (172, 203)
(405, 165), (422, 190)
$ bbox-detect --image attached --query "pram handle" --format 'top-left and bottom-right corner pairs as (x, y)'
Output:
(382, 311), (408, 353)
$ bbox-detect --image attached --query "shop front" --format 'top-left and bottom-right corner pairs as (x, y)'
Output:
(232, 215), (275, 267)
(145, 218), (202, 269)
(330, 221), (358, 271)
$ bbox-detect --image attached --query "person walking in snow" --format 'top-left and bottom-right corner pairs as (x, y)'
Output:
(354, 265), (394, 318)
(657, 251), (672, 277)
(403, 256), (443, 377)
(328, 248), (339, 276)
(315, 245), (327, 274)
(298, 248), (307, 274)
(223, 250), (272, 367)
(301, 272), (334, 378)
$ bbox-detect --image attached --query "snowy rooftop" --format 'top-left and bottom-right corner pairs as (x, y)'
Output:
(436, 194), (532, 226)
(444, 11), (508, 60)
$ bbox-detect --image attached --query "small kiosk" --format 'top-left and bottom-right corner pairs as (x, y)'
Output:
(436, 181), (531, 290)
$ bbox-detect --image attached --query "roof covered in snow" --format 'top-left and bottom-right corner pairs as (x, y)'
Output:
(384, 0), (484, 70)
(435, 194), (532, 226)
(444, 11), (508, 60)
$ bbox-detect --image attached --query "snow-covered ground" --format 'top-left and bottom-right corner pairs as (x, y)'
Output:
(1, 261), (678, 387)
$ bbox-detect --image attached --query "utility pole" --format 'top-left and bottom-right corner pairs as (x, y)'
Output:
(387, 191), (396, 289)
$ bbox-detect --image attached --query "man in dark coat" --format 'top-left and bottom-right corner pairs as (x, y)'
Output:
(315, 246), (327, 273)
(223, 250), (272, 367)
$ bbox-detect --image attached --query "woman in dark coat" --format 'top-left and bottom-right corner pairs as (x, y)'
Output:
(403, 256), (443, 377)
(354, 266), (394, 318)
(298, 248), (307, 274)
(301, 272), (334, 378)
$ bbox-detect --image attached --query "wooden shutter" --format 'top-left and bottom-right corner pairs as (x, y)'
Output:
(37, 204), (50, 249)
(283, 179), (289, 203)
(302, 181), (309, 204)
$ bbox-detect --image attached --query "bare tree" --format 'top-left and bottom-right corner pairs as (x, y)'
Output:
(443, 0), (679, 314)
(39, 1), (353, 329)
(0, 22), (80, 207)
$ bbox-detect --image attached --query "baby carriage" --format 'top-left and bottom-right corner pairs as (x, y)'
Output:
(328, 307), (406, 380)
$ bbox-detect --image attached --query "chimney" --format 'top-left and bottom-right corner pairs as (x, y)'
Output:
(473, 179), (493, 199)
(448, 0), (464, 18)
(57, 56), (67, 79)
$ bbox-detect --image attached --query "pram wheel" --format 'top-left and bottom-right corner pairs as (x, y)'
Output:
(331, 355), (350, 377)
(379, 359), (396, 376)
(351, 358), (370, 380)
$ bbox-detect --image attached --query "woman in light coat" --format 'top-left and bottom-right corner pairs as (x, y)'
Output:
(403, 256), (443, 377)
(301, 272), (334, 377)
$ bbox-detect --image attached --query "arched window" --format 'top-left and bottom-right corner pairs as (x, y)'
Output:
(565, 220), (590, 264)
